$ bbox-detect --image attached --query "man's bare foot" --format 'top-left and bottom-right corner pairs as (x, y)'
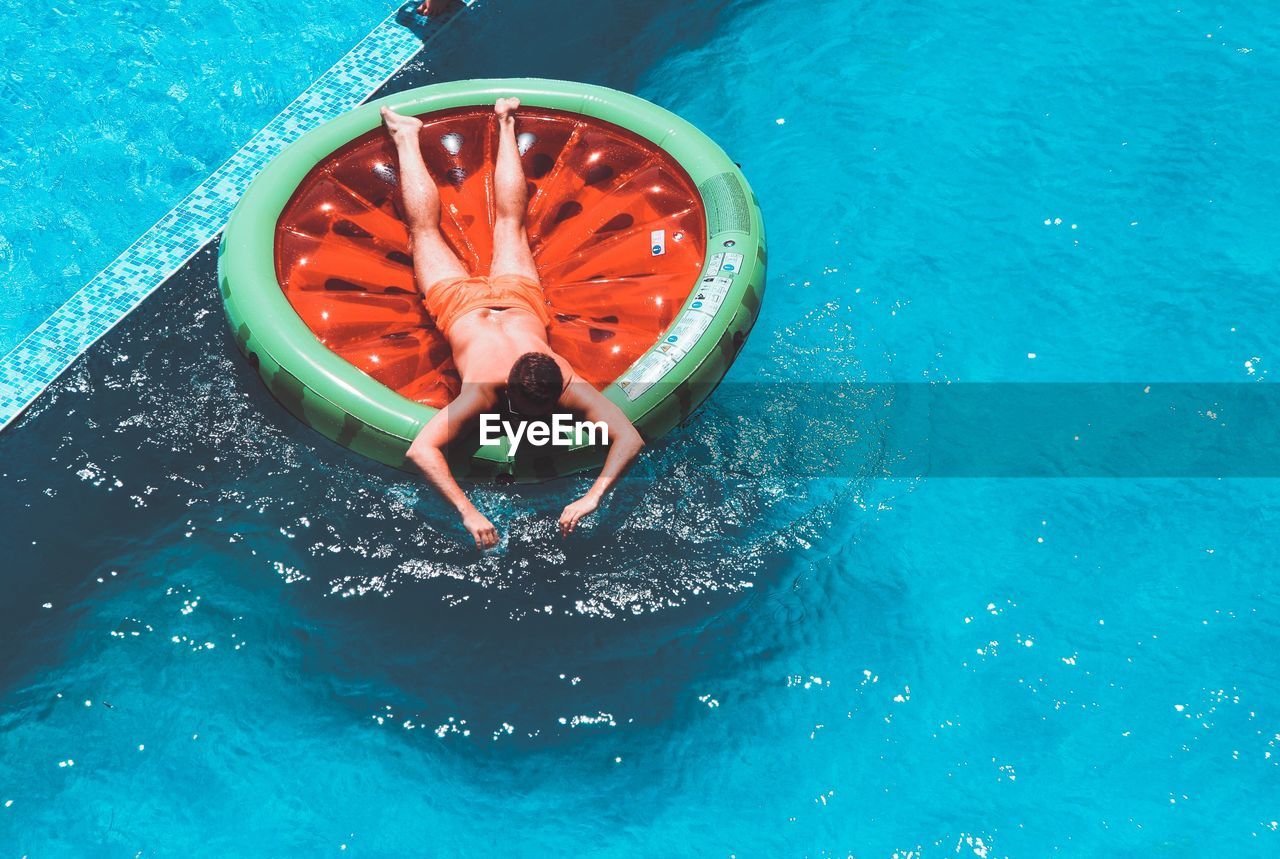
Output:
(418, 0), (455, 15)
(495, 97), (520, 124)
(381, 106), (422, 141)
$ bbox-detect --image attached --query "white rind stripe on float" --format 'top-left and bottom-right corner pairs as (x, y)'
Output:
(0, 3), (477, 431)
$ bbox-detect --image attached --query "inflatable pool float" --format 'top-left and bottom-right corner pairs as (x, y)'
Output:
(218, 79), (766, 482)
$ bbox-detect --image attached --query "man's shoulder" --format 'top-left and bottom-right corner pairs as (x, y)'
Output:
(557, 378), (614, 414)
(453, 380), (502, 410)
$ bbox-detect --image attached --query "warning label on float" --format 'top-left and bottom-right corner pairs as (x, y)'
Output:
(650, 230), (666, 256)
(689, 277), (732, 317)
(654, 311), (713, 361)
(704, 251), (744, 280)
(621, 254), (743, 401)
(619, 351), (678, 400)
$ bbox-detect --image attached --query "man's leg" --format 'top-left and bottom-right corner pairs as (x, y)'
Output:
(489, 98), (540, 282)
(381, 106), (467, 293)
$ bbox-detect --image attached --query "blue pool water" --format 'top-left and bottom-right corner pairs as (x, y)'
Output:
(0, 0), (391, 355)
(3, 0), (1280, 855)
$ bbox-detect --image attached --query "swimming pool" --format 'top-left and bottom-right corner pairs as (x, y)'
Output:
(3, 0), (1280, 855)
(0, 0), (392, 356)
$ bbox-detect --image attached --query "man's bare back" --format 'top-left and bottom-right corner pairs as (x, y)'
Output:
(446, 307), (566, 388)
(380, 98), (645, 549)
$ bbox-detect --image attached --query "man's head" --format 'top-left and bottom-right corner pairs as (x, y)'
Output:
(506, 352), (564, 416)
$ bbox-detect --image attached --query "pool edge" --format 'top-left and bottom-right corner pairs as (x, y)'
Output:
(0, 2), (477, 432)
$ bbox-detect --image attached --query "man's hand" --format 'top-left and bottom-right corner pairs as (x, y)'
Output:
(462, 508), (498, 550)
(559, 494), (599, 537)
(405, 385), (499, 550)
(553, 380), (645, 537)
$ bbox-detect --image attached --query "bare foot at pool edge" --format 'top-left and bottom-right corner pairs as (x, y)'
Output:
(380, 106), (422, 141)
(495, 97), (520, 125)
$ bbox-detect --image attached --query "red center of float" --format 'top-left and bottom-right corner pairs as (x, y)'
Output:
(274, 107), (708, 409)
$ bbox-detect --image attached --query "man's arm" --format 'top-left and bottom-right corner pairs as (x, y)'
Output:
(406, 385), (499, 549)
(556, 382), (646, 537)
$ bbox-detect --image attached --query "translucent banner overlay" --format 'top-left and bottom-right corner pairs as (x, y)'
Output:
(665, 383), (1280, 478)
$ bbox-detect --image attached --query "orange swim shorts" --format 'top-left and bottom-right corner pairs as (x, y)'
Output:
(421, 274), (552, 335)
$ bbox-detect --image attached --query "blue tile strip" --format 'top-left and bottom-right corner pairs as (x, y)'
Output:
(0, 3), (474, 431)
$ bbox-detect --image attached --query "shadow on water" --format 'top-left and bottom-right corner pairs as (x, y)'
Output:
(0, 236), (887, 749)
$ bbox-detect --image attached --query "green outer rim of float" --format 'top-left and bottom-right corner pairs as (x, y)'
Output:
(218, 78), (766, 482)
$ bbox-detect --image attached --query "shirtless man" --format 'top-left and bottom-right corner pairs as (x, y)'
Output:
(381, 98), (645, 549)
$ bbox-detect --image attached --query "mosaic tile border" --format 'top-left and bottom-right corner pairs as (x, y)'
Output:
(0, 2), (475, 431)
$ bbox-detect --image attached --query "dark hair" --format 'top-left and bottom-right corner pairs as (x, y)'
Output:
(507, 352), (563, 412)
